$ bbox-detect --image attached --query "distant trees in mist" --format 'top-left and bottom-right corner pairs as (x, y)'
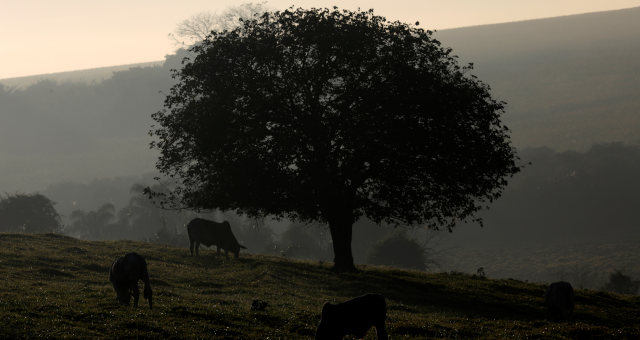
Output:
(0, 193), (61, 233)
(38, 178), (436, 270)
(602, 270), (640, 295)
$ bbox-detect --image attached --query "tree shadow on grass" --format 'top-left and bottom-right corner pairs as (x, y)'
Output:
(316, 269), (547, 322)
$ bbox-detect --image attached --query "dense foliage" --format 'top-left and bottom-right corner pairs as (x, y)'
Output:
(151, 7), (519, 272)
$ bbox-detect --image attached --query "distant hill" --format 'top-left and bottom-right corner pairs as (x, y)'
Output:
(0, 61), (164, 89)
(1, 7), (637, 153)
(435, 6), (640, 150)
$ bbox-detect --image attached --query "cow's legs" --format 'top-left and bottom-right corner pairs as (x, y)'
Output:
(216, 246), (221, 254)
(189, 240), (195, 256)
(195, 242), (200, 256)
(375, 323), (388, 340)
(132, 283), (140, 307)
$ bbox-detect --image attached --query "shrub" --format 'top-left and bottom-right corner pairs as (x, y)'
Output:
(367, 232), (428, 271)
(601, 270), (639, 295)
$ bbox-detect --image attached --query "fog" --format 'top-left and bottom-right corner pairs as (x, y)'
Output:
(1, 7), (640, 288)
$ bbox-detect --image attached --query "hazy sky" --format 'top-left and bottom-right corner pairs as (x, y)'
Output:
(1, 0), (638, 79)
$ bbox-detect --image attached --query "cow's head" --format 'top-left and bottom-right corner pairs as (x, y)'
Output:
(315, 302), (338, 339)
(234, 244), (247, 258)
(113, 284), (131, 306)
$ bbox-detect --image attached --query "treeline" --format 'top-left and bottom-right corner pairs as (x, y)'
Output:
(62, 185), (436, 271)
(2, 181), (435, 271)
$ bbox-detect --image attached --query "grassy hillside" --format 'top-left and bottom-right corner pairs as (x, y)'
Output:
(435, 7), (640, 151)
(1, 233), (639, 339)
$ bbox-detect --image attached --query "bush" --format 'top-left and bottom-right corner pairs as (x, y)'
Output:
(367, 232), (428, 271)
(601, 270), (639, 295)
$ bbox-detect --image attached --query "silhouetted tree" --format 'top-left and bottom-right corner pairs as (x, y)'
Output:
(0, 193), (61, 233)
(151, 7), (520, 272)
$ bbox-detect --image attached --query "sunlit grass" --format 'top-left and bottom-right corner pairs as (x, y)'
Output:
(0, 233), (638, 338)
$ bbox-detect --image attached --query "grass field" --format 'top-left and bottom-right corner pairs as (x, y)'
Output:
(0, 233), (639, 339)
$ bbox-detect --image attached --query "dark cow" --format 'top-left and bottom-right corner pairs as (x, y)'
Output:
(109, 252), (153, 309)
(187, 218), (247, 258)
(315, 293), (388, 340)
(546, 281), (574, 321)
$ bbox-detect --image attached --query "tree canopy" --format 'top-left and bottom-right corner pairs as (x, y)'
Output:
(151, 7), (520, 271)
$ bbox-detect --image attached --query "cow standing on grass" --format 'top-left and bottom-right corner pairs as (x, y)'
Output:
(315, 293), (388, 340)
(109, 252), (153, 309)
(187, 218), (246, 258)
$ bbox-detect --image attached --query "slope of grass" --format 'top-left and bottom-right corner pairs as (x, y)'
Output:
(440, 241), (640, 291)
(0, 233), (639, 339)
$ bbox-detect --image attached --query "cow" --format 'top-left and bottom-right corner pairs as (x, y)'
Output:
(109, 252), (153, 309)
(186, 218), (247, 258)
(546, 281), (574, 321)
(315, 293), (388, 340)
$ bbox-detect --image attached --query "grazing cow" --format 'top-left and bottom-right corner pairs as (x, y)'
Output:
(315, 293), (388, 340)
(546, 281), (574, 321)
(187, 218), (247, 258)
(109, 252), (153, 309)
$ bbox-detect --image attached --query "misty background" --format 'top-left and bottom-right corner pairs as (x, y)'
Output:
(1, 7), (640, 290)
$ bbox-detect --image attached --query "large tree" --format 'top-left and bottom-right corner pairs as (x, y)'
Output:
(151, 7), (520, 272)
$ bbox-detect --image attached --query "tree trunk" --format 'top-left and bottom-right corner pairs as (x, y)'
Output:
(328, 219), (357, 272)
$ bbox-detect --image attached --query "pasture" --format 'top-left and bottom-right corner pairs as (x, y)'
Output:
(0, 233), (638, 339)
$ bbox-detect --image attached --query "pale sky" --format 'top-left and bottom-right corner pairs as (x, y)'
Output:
(1, 0), (639, 79)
